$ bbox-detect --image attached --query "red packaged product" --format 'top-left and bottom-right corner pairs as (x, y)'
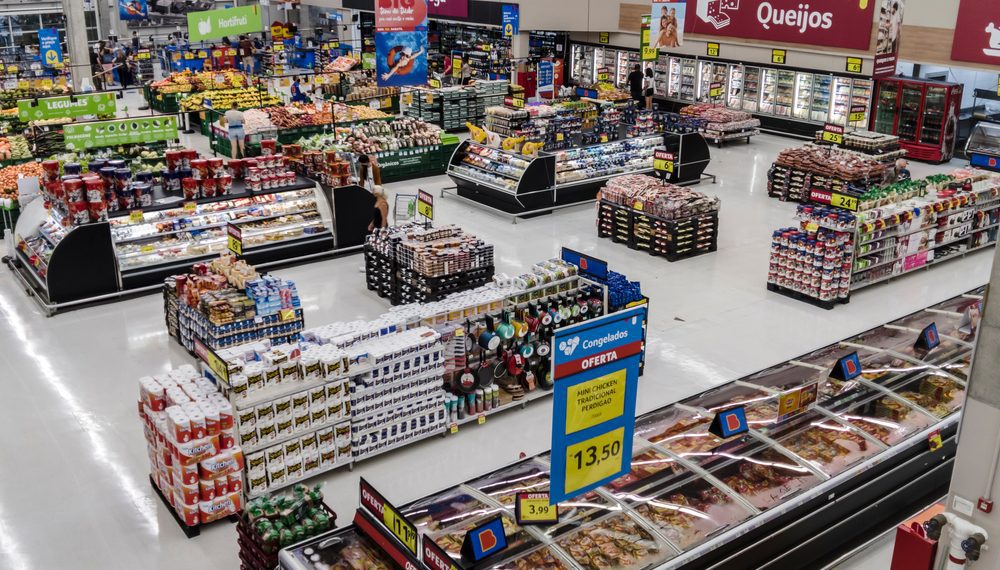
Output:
(217, 174), (233, 195)
(227, 472), (242, 493)
(214, 475), (228, 497)
(190, 159), (209, 180)
(72, 179), (94, 202)
(227, 158), (244, 180)
(165, 150), (183, 171)
(199, 479), (216, 502)
(181, 149), (199, 169)
(177, 503), (199, 527)
(260, 139), (277, 156)
(208, 157), (225, 177)
(182, 177), (200, 200)
(201, 178), (218, 198)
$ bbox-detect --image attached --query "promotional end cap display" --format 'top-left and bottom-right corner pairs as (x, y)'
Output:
(914, 322), (940, 352)
(709, 406), (749, 439)
(830, 351), (862, 381)
(460, 515), (508, 564)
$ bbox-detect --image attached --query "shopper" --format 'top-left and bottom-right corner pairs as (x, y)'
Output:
(895, 158), (911, 182)
(131, 31), (140, 53)
(239, 35), (254, 74)
(357, 154), (381, 190)
(115, 47), (130, 88)
(290, 76), (308, 103)
(221, 102), (246, 159)
(100, 47), (116, 86)
(643, 66), (655, 110)
(368, 186), (389, 232)
(89, 48), (103, 91)
(627, 64), (643, 106)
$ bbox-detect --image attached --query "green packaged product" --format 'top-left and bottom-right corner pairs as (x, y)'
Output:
(292, 524), (306, 542)
(278, 528), (295, 549)
(303, 518), (316, 537)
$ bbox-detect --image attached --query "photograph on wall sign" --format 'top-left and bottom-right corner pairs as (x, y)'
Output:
(376, 31), (428, 87)
(376, 0), (428, 30)
(650, 0), (685, 49)
(951, 0), (1000, 64)
(874, 0), (904, 77)
(686, 0), (876, 50)
(118, 0), (149, 21)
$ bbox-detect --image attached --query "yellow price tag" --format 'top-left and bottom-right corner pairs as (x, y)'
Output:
(197, 51), (208, 59)
(564, 427), (626, 496)
(402, 92), (413, 105)
(633, 201), (644, 211)
(822, 130), (844, 145)
(517, 493), (559, 524)
(428, 77), (441, 88)
(425, 93), (435, 105)
(228, 234), (242, 256)
(137, 52), (150, 60)
(511, 97), (524, 109)
(599, 32), (610, 44)
(477, 415), (486, 425)
(140, 244), (155, 253)
(707, 42), (720, 57)
(227, 48), (237, 56)
(381, 97), (392, 108)
(600, 134), (608, 143)
(556, 133), (564, 142)
(279, 308), (296, 322)
(183, 202), (197, 213)
(805, 222), (819, 232)
(830, 192), (859, 211)
(772, 49), (786, 64)
(212, 50), (223, 58)
(383, 503), (417, 554)
(129, 210), (145, 223)
(565, 369), (626, 435)
(597, 70), (609, 82)
(280, 78), (290, 87)
(846, 57), (863, 74)
(449, 423), (458, 434)
(184, 52), (195, 60)
(17, 80), (28, 90)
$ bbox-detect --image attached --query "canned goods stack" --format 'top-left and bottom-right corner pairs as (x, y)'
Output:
(766, 224), (854, 308)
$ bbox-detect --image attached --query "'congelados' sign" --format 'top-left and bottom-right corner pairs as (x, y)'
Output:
(17, 93), (115, 121)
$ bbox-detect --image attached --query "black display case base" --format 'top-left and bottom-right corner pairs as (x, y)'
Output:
(767, 282), (850, 310)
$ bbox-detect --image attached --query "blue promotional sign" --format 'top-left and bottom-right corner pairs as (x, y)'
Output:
(460, 515), (508, 563)
(561, 247), (609, 281)
(916, 322), (940, 352)
(538, 60), (554, 96)
(118, 0), (149, 21)
(375, 30), (429, 87)
(38, 28), (62, 67)
(709, 406), (748, 439)
(575, 86), (599, 99)
(550, 306), (646, 504)
(501, 4), (519, 38)
(831, 351), (862, 381)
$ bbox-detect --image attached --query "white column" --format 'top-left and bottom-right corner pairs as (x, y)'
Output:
(64, 0), (93, 89)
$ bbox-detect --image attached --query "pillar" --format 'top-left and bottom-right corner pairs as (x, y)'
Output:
(64, 0), (92, 90)
(944, 246), (1000, 567)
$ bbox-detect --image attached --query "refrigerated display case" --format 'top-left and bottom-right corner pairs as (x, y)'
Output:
(570, 44), (596, 85)
(966, 121), (1000, 171)
(676, 58), (697, 102)
(793, 73), (814, 120)
(810, 74), (833, 122)
(617, 50), (640, 88)
(742, 67), (761, 113)
(727, 65), (744, 109)
(281, 289), (981, 570)
(697, 62), (727, 103)
(654, 54), (670, 98)
(872, 77), (962, 163)
(831, 77), (855, 125)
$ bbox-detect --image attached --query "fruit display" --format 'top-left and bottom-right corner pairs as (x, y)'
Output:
(0, 161), (43, 200)
(0, 135), (31, 161)
(180, 88), (281, 112)
(555, 513), (668, 570)
(328, 102), (390, 123)
(297, 118), (443, 154)
(0, 86), (69, 109)
(150, 70), (249, 94)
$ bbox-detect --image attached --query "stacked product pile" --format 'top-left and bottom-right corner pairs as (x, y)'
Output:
(212, 339), (354, 496)
(767, 144), (892, 203)
(483, 105), (530, 138)
(147, 70), (249, 113)
(598, 174), (721, 260)
(365, 223), (495, 304)
(163, 255), (304, 351)
(238, 485), (336, 570)
(814, 130), (905, 162)
(138, 365), (243, 533)
(680, 103), (761, 144)
(180, 87), (281, 112)
(321, 56), (360, 73)
(283, 147), (353, 188)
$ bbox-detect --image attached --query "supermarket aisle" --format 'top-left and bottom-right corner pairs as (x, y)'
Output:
(0, 132), (992, 569)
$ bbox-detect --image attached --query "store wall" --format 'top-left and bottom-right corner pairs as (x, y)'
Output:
(898, 0), (1000, 73)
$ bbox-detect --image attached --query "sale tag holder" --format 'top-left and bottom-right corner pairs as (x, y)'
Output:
(194, 338), (231, 384)
(460, 515), (508, 564)
(549, 306), (647, 504)
(417, 189), (434, 221)
(772, 49), (787, 65)
(775, 381), (819, 423)
(849, 104), (866, 123)
(423, 534), (464, 570)
(227, 223), (243, 257)
(356, 478), (423, 568)
(516, 492), (559, 525)
(707, 42), (720, 57)
(653, 149), (675, 178)
(822, 122), (845, 145)
(914, 322), (940, 352)
(830, 351), (862, 381)
(709, 406), (748, 439)
(846, 56), (863, 74)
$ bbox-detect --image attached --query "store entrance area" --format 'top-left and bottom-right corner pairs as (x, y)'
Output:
(0, 123), (989, 566)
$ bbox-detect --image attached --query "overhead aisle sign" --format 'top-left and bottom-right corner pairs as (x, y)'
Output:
(549, 306), (647, 503)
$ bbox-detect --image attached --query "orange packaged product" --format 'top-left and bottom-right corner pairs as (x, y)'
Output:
(227, 472), (242, 493)
(174, 463), (199, 486)
(198, 448), (245, 480)
(199, 479), (217, 502)
(177, 503), (200, 527)
(175, 435), (220, 466)
(177, 482), (200, 506)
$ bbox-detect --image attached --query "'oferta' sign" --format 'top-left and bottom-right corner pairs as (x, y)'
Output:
(187, 6), (262, 43)
(17, 93), (115, 121)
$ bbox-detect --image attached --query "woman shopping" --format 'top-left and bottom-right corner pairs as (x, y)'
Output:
(220, 102), (246, 159)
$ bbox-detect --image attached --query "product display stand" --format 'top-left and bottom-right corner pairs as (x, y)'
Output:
(662, 131), (716, 185)
(599, 201), (719, 261)
(318, 183), (376, 251)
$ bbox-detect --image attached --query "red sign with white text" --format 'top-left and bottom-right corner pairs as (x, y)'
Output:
(375, 0), (428, 31)
(684, 0), (875, 50)
(427, 0), (468, 19)
(951, 0), (1000, 66)
(553, 341), (643, 379)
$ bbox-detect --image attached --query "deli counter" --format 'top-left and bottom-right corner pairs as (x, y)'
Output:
(278, 289), (982, 570)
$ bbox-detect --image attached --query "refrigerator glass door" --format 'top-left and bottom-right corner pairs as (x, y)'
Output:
(655, 54), (669, 96)
(668, 56), (681, 97)
(920, 86), (948, 145)
(898, 83), (923, 142)
(728, 64), (744, 108)
(873, 80), (899, 134)
(571, 44), (595, 85)
(760, 68), (778, 114)
(831, 77), (852, 125)
(774, 70), (795, 116)
(698, 61), (714, 101)
(811, 74), (832, 123)
(742, 66), (760, 112)
(680, 58), (697, 101)
(793, 72), (813, 120)
(851, 79), (874, 128)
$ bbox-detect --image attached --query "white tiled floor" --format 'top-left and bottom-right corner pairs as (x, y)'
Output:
(0, 102), (991, 568)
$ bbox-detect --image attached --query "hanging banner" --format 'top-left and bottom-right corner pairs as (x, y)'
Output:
(38, 28), (62, 67)
(376, 31), (428, 87)
(428, 0), (468, 19)
(549, 306), (647, 504)
(686, 0), (875, 50)
(118, 0), (149, 21)
(650, 0), (686, 49)
(501, 4), (519, 38)
(538, 59), (555, 99)
(376, 0), (428, 30)
(640, 15), (656, 61)
(18, 93), (115, 121)
(873, 0), (903, 77)
(187, 6), (263, 43)
(951, 0), (1000, 66)
(63, 116), (179, 151)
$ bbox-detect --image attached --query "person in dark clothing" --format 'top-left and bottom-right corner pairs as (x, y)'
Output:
(627, 64), (643, 106)
(368, 186), (388, 232)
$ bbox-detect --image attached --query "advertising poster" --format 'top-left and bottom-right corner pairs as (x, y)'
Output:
(686, 0), (876, 50)
(18, 93), (115, 121)
(873, 0), (904, 77)
(118, 0), (149, 21)
(63, 116), (178, 151)
(538, 59), (555, 98)
(951, 0), (1000, 66)
(376, 31), (428, 87)
(650, 0), (685, 49)
(187, 6), (263, 43)
(37, 28), (62, 67)
(427, 0), (468, 19)
(502, 4), (519, 38)
(376, 0), (428, 30)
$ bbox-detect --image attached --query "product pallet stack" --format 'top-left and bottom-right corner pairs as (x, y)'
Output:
(364, 223), (496, 305)
(679, 103), (761, 146)
(237, 488), (336, 570)
(766, 168), (1000, 308)
(474, 80), (508, 120)
(596, 174), (722, 261)
(138, 365), (244, 537)
(162, 257), (305, 352)
(767, 144), (892, 203)
(814, 130), (905, 164)
(441, 88), (476, 131)
(483, 105), (530, 137)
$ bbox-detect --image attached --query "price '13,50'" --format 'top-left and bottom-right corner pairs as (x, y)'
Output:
(572, 439), (621, 470)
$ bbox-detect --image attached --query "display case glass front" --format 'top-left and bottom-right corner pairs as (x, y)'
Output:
(874, 81), (900, 134)
(793, 72), (813, 120)
(967, 122), (1000, 156)
(727, 65), (744, 109)
(742, 67), (761, 113)
(898, 83), (923, 142)
(850, 79), (874, 127)
(831, 77), (854, 125)
(811, 74), (833, 122)
(920, 86), (948, 145)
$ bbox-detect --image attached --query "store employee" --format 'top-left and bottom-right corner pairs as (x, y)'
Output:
(628, 64), (644, 105)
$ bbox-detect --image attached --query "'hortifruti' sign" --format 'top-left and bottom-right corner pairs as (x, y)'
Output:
(63, 116), (178, 151)
(17, 93), (115, 121)
(187, 6), (263, 43)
